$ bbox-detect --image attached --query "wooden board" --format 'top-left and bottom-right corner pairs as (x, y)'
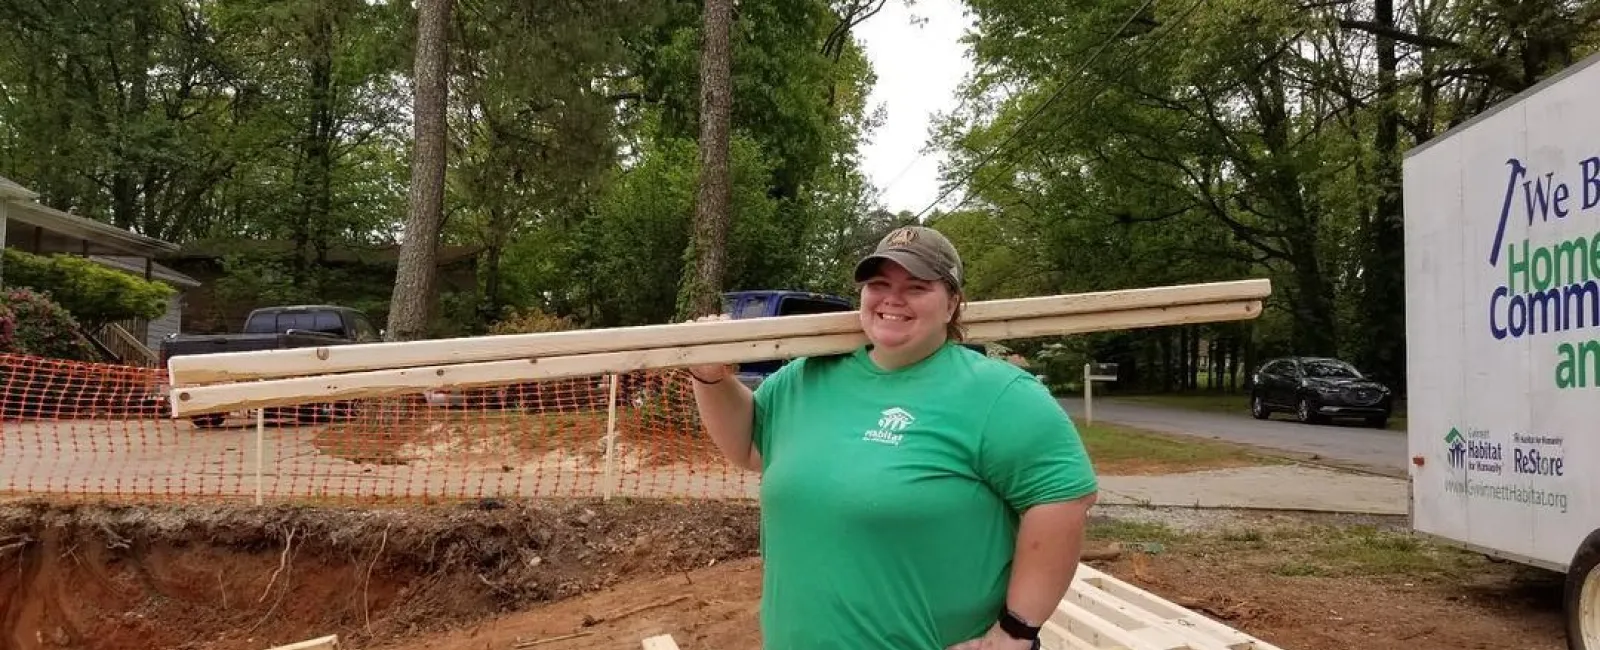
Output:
(639, 634), (680, 650)
(169, 299), (1262, 417)
(263, 635), (338, 650)
(1041, 564), (1286, 650)
(167, 279), (1270, 386)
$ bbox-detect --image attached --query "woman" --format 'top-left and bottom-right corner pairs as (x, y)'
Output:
(688, 225), (1099, 650)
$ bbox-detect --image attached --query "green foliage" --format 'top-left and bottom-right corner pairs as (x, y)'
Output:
(929, 0), (1600, 392)
(1, 249), (174, 329)
(0, 0), (886, 343)
(0, 288), (100, 361)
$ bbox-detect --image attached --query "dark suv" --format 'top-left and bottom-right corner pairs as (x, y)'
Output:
(1248, 356), (1392, 427)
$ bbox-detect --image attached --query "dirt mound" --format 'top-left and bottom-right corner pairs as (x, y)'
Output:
(0, 498), (760, 650)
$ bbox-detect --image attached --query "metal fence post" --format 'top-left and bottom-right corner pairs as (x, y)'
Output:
(255, 408), (265, 505)
(603, 373), (619, 500)
(1083, 363), (1093, 425)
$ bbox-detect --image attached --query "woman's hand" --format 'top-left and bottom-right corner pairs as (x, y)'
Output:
(686, 313), (735, 384)
(945, 623), (1036, 650)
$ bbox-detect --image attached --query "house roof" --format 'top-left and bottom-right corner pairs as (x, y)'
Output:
(0, 176), (35, 200)
(170, 237), (484, 266)
(90, 255), (202, 289)
(1, 174), (179, 258)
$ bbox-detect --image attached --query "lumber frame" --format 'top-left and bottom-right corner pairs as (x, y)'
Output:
(1041, 564), (1286, 650)
(169, 299), (1262, 417)
(167, 279), (1270, 386)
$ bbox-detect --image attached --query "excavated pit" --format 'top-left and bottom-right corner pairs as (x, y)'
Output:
(0, 498), (761, 650)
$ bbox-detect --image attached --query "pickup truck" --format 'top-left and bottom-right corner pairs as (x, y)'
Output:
(160, 304), (382, 428)
(722, 290), (855, 388)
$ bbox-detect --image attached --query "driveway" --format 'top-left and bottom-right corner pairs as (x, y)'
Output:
(1058, 397), (1408, 476)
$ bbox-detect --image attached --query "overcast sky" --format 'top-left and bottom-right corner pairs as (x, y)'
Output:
(854, 0), (974, 216)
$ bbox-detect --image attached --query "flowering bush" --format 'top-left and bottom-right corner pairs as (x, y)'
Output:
(0, 287), (99, 361)
(0, 300), (15, 353)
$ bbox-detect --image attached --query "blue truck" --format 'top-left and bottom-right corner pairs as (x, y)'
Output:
(722, 290), (856, 388)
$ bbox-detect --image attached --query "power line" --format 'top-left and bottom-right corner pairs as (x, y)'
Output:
(911, 0), (1205, 220)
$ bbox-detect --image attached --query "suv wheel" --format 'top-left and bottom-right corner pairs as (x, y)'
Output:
(1250, 394), (1269, 420)
(1296, 398), (1316, 424)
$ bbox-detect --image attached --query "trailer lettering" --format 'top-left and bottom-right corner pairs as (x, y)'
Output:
(1504, 239), (1563, 292)
(1554, 237), (1593, 284)
(1490, 158), (1528, 266)
(1584, 156), (1600, 210)
(1444, 478), (1569, 513)
(1491, 156), (1600, 267)
(1523, 171), (1565, 222)
(1489, 280), (1600, 339)
(1513, 448), (1564, 477)
(1465, 439), (1503, 473)
(1555, 339), (1600, 388)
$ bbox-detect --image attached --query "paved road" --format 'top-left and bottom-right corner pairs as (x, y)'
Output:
(1058, 397), (1408, 475)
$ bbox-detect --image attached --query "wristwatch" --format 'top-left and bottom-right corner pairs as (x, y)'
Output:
(998, 608), (1041, 641)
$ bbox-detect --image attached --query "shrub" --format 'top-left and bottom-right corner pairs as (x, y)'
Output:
(0, 287), (100, 361)
(2, 248), (174, 330)
(0, 300), (15, 353)
(488, 308), (581, 335)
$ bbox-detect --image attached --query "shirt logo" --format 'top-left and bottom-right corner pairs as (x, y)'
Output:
(864, 407), (913, 446)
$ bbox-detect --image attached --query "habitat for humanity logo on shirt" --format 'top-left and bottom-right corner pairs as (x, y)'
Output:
(864, 407), (913, 446)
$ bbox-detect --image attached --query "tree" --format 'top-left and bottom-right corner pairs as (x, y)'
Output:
(677, 0), (737, 321)
(387, 0), (453, 341)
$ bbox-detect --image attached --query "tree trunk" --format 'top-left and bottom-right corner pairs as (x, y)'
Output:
(676, 0), (735, 321)
(387, 0), (452, 341)
(1356, 0), (1407, 389)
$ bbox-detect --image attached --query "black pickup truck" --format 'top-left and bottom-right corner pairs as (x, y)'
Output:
(160, 305), (383, 428)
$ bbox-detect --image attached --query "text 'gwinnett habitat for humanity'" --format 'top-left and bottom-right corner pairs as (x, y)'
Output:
(1486, 154), (1600, 389)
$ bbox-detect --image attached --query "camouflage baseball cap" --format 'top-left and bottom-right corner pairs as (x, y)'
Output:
(853, 225), (964, 290)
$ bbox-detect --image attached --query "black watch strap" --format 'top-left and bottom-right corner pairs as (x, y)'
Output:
(998, 609), (1041, 641)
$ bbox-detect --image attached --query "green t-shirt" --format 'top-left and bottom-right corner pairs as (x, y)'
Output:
(750, 341), (1098, 649)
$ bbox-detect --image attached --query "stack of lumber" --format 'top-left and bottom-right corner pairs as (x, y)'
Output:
(166, 279), (1269, 417)
(634, 565), (1286, 650)
(1048, 564), (1283, 649)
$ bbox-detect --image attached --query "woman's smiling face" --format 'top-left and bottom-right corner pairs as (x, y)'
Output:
(857, 260), (957, 352)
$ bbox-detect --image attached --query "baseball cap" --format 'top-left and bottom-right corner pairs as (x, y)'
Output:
(853, 225), (964, 290)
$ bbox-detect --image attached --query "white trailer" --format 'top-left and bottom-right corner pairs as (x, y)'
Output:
(1403, 51), (1600, 649)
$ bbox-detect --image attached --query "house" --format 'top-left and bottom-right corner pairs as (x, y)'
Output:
(0, 175), (199, 365)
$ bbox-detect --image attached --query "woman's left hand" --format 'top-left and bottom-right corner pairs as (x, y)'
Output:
(945, 623), (1036, 650)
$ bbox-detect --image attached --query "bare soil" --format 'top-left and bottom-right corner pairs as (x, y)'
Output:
(381, 510), (1568, 650)
(0, 498), (757, 650)
(0, 500), (1566, 650)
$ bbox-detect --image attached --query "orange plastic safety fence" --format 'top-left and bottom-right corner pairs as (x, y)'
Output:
(0, 352), (759, 504)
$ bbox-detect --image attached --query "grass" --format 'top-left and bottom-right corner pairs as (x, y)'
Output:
(1111, 390), (1409, 432)
(1087, 519), (1183, 545)
(1078, 421), (1282, 475)
(1085, 517), (1495, 581)
(1258, 523), (1480, 578)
